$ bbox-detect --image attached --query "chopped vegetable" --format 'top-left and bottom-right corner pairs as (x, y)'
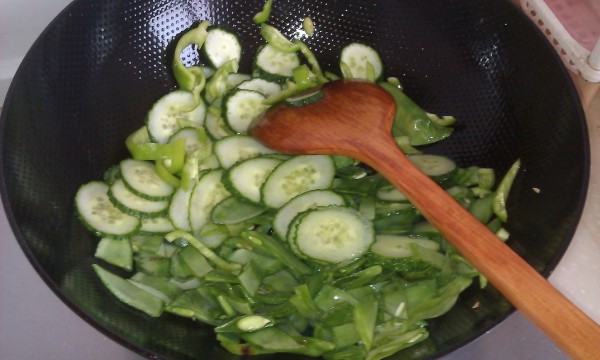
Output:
(77, 8), (521, 360)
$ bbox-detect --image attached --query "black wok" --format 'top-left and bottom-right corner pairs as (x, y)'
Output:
(0, 0), (589, 359)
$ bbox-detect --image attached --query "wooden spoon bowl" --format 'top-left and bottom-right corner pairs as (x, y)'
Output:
(249, 79), (600, 359)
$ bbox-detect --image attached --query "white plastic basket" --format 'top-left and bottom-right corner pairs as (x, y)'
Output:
(521, 0), (600, 82)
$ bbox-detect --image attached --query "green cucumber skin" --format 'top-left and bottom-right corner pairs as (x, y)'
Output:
(119, 159), (175, 201)
(75, 181), (140, 239)
(202, 25), (242, 69)
(261, 155), (336, 209)
(222, 156), (283, 205)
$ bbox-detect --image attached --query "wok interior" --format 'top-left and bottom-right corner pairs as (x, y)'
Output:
(0, 0), (588, 359)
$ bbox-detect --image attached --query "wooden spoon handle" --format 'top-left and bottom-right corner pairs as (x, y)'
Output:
(357, 136), (600, 360)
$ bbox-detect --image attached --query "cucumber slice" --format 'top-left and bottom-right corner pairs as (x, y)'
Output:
(203, 26), (242, 68)
(168, 127), (204, 155)
(261, 155), (336, 208)
(108, 179), (169, 218)
(284, 89), (324, 107)
(139, 216), (175, 235)
(227, 73), (252, 89)
(214, 135), (276, 168)
(237, 78), (282, 98)
(223, 89), (269, 133)
(75, 181), (140, 238)
(290, 206), (374, 263)
(92, 264), (164, 317)
(120, 159), (175, 200)
(408, 154), (457, 184)
(223, 156), (282, 204)
(168, 186), (193, 231)
(339, 43), (383, 81)
(376, 185), (408, 202)
(146, 90), (206, 144)
(371, 235), (440, 259)
(189, 170), (231, 235)
(205, 112), (234, 141)
(272, 189), (346, 240)
(254, 44), (301, 81)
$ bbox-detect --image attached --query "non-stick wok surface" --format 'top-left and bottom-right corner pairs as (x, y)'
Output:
(0, 0), (589, 359)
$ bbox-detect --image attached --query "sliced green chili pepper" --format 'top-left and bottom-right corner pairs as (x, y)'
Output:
(260, 23), (300, 52)
(154, 160), (181, 188)
(379, 82), (453, 146)
(493, 159), (521, 222)
(253, 0), (273, 24)
(173, 21), (209, 92)
(205, 59), (239, 103)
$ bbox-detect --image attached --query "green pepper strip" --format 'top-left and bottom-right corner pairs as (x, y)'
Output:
(180, 149), (201, 191)
(294, 40), (327, 83)
(493, 159), (521, 222)
(126, 140), (172, 161)
(379, 82), (453, 146)
(253, 0), (273, 24)
(260, 24), (300, 52)
(155, 160), (181, 188)
(173, 21), (209, 93)
(262, 65), (321, 105)
(126, 130), (183, 166)
(205, 59), (239, 103)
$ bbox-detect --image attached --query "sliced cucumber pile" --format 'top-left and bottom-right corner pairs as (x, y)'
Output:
(75, 4), (521, 359)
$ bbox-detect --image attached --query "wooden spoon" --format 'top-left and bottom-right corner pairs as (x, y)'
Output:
(249, 79), (600, 359)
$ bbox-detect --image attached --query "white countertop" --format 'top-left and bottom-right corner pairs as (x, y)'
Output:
(1, 0), (599, 359)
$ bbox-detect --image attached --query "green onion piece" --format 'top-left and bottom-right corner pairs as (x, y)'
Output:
(253, 0), (273, 24)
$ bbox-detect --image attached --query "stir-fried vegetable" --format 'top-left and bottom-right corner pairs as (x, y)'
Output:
(75, 2), (520, 359)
